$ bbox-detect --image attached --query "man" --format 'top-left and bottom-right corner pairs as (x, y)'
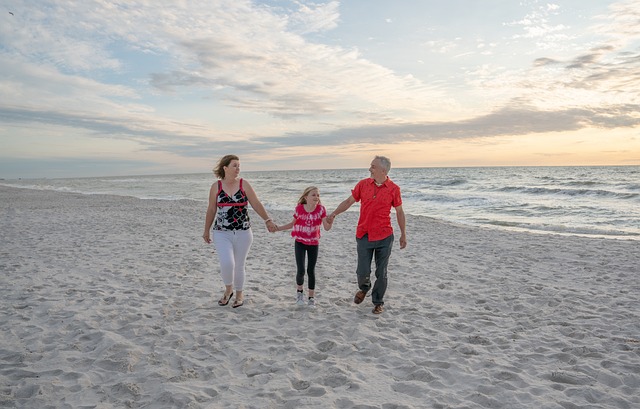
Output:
(328, 156), (407, 314)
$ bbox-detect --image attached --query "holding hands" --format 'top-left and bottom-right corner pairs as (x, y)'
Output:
(265, 219), (278, 232)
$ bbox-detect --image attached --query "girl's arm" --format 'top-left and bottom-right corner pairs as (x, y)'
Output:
(322, 216), (332, 231)
(276, 217), (296, 232)
(321, 205), (332, 231)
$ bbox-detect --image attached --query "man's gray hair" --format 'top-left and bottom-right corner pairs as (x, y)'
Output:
(375, 155), (391, 172)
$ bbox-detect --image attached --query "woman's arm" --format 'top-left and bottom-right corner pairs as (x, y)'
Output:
(243, 179), (277, 232)
(203, 183), (218, 243)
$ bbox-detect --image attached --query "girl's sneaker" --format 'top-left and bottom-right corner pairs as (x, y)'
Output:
(308, 297), (316, 308)
(296, 292), (305, 306)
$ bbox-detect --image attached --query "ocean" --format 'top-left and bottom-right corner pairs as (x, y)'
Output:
(2, 166), (638, 240)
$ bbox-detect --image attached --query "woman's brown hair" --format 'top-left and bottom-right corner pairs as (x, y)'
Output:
(214, 154), (239, 179)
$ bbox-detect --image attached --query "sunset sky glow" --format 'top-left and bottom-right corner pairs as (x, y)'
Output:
(1, 0), (639, 178)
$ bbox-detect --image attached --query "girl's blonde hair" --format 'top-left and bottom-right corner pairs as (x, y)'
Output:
(298, 186), (320, 204)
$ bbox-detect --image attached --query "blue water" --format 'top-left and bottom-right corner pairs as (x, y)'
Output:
(2, 166), (638, 240)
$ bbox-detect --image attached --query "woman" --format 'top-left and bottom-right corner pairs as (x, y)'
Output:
(203, 155), (277, 308)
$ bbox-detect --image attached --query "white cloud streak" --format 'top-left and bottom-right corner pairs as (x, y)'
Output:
(0, 0), (639, 171)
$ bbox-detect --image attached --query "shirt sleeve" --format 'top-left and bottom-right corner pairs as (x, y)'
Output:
(351, 180), (363, 202)
(392, 185), (403, 207)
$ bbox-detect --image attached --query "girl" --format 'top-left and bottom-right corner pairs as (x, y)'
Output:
(276, 186), (332, 307)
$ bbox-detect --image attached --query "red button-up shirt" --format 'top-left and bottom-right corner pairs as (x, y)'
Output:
(351, 177), (402, 241)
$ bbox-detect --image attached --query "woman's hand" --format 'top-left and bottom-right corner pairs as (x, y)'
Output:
(265, 219), (277, 232)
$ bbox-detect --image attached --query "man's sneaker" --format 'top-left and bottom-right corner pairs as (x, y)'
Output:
(308, 297), (316, 308)
(296, 292), (305, 306)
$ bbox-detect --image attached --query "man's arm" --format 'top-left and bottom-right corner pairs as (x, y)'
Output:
(395, 205), (407, 249)
(328, 195), (356, 223)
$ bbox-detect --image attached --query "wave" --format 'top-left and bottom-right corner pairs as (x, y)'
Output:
(0, 182), (200, 202)
(497, 186), (639, 200)
(3, 166), (639, 240)
(96, 178), (146, 183)
(0, 182), (82, 194)
(482, 219), (640, 239)
(563, 180), (600, 187)
(431, 178), (468, 187)
(403, 192), (489, 205)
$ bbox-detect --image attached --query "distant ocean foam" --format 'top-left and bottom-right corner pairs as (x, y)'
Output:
(2, 166), (639, 240)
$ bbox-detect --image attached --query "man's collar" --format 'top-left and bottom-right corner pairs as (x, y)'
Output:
(371, 176), (388, 186)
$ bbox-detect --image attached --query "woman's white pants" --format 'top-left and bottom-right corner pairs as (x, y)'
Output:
(213, 229), (253, 291)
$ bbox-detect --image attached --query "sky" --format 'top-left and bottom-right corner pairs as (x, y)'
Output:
(1, 0), (639, 178)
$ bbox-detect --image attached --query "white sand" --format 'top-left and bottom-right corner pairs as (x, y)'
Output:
(1, 185), (639, 409)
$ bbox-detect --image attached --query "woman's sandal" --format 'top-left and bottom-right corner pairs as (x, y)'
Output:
(218, 292), (233, 306)
(232, 298), (244, 308)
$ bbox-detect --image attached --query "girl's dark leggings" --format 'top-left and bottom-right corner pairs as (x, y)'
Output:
(294, 240), (319, 289)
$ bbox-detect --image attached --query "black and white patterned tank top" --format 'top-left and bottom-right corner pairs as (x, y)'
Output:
(214, 179), (251, 230)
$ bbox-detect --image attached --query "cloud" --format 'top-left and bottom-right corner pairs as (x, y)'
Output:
(0, 0), (447, 128)
(1, 0), (639, 172)
(533, 57), (560, 66)
(505, 2), (567, 39)
(503, 1), (574, 51)
(531, 43), (640, 98)
(151, 104), (640, 160)
(592, 0), (640, 46)
(424, 39), (459, 54)
(254, 104), (640, 148)
(0, 105), (212, 145)
(285, 1), (340, 34)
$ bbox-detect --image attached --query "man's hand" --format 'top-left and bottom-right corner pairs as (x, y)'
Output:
(399, 234), (407, 249)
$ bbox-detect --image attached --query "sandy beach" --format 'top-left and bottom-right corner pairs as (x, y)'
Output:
(1, 185), (639, 408)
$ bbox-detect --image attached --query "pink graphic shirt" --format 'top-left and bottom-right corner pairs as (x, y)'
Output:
(291, 204), (327, 246)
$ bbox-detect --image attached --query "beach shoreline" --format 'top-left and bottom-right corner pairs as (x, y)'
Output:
(1, 185), (639, 408)
(2, 165), (638, 241)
